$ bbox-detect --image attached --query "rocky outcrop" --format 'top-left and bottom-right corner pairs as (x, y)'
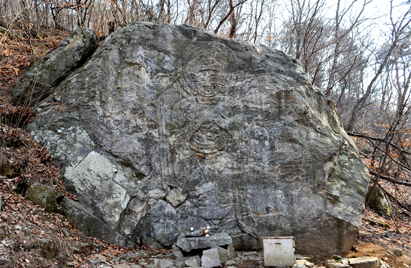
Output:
(12, 27), (97, 106)
(27, 22), (370, 255)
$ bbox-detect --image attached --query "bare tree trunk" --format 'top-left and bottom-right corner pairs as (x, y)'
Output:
(214, 0), (246, 35)
(346, 2), (411, 132)
(228, 0), (236, 38)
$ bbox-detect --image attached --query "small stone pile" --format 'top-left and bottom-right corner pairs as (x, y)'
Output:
(80, 242), (391, 268)
(82, 251), (390, 268)
(173, 233), (235, 268)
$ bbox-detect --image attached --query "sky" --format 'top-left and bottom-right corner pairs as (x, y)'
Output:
(331, 0), (408, 44)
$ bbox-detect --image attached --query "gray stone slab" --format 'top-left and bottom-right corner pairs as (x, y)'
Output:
(185, 256), (201, 267)
(326, 263), (350, 268)
(174, 257), (189, 267)
(176, 233), (232, 252)
(201, 248), (221, 268)
(160, 259), (174, 268)
(217, 247), (229, 264)
(349, 257), (379, 268)
(227, 244), (236, 259)
(172, 244), (184, 259)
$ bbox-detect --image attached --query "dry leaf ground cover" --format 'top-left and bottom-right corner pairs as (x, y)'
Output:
(0, 24), (410, 268)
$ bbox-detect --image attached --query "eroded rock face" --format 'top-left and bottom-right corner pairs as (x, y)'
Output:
(27, 22), (370, 255)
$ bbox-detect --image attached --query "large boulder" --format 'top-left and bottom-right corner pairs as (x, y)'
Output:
(13, 27), (97, 106)
(27, 22), (370, 255)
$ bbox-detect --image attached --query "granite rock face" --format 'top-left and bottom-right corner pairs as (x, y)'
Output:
(13, 27), (97, 106)
(27, 22), (370, 255)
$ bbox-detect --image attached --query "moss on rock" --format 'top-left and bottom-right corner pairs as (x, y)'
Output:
(25, 183), (57, 212)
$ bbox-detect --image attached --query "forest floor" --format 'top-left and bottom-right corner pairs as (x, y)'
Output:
(0, 24), (410, 268)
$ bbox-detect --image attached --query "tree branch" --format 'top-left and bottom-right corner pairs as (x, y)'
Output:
(347, 132), (411, 155)
(369, 170), (411, 187)
(214, 0), (247, 35)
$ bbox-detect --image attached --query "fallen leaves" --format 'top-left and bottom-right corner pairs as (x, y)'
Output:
(0, 123), (67, 197)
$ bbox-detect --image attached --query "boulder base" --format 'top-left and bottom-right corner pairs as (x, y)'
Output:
(27, 22), (370, 255)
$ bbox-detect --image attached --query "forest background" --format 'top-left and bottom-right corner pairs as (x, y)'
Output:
(0, 0), (410, 264)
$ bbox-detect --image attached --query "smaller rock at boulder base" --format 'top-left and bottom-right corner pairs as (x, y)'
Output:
(379, 260), (390, 268)
(326, 263), (350, 268)
(25, 184), (57, 212)
(42, 239), (57, 260)
(227, 244), (236, 259)
(172, 244), (184, 259)
(366, 186), (395, 219)
(94, 254), (106, 263)
(201, 248), (221, 268)
(349, 257), (379, 268)
(175, 257), (189, 267)
(391, 248), (402, 256)
(176, 233), (232, 252)
(159, 259), (174, 268)
(185, 256), (201, 267)
(305, 261), (314, 267)
(0, 228), (5, 240)
(216, 246), (229, 263)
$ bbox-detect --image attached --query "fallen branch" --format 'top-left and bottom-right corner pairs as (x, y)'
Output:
(369, 170), (411, 187)
(348, 132), (411, 173)
(348, 132), (411, 156)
